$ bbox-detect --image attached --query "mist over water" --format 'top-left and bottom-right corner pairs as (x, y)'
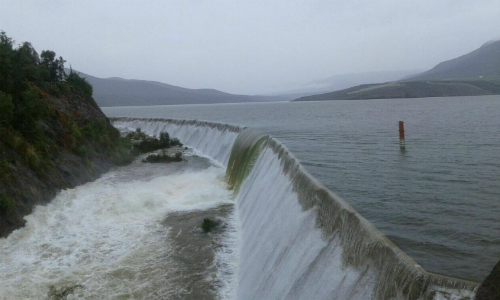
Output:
(104, 96), (500, 282)
(0, 154), (236, 299)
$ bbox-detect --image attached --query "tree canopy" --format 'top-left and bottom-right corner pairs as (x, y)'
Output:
(0, 31), (94, 139)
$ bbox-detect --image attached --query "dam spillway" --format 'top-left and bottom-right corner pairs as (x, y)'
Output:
(112, 117), (479, 300)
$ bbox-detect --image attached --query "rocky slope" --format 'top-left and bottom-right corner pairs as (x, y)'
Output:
(0, 33), (130, 237)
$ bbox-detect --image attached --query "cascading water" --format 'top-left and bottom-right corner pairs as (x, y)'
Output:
(0, 118), (481, 299)
(112, 117), (242, 167)
(227, 134), (479, 300)
(114, 118), (479, 300)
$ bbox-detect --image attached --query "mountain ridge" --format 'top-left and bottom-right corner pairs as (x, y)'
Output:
(73, 70), (286, 107)
(406, 40), (500, 80)
(295, 40), (500, 101)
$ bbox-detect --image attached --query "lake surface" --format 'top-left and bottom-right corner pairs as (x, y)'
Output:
(103, 96), (500, 282)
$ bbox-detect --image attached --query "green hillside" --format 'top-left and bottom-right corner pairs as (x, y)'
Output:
(294, 79), (500, 101)
(0, 32), (132, 237)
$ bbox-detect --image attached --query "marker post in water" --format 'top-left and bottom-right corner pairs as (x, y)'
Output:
(399, 121), (406, 149)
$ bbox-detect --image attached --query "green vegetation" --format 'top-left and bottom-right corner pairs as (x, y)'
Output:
(295, 78), (500, 102)
(143, 151), (183, 163)
(0, 31), (109, 176)
(0, 32), (137, 235)
(201, 218), (219, 233)
(0, 194), (15, 217)
(131, 130), (183, 153)
(125, 128), (185, 163)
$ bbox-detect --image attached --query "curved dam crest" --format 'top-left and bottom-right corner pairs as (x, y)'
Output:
(111, 117), (479, 300)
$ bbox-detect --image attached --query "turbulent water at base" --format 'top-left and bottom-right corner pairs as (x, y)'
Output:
(0, 140), (239, 299)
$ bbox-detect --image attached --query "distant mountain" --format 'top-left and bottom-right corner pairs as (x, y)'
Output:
(294, 79), (500, 102)
(295, 40), (500, 102)
(273, 70), (419, 98)
(71, 71), (286, 107)
(406, 40), (500, 80)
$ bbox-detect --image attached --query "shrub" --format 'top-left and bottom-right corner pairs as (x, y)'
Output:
(0, 194), (15, 216)
(0, 91), (14, 126)
(142, 151), (183, 163)
(110, 136), (139, 166)
(75, 145), (87, 158)
(201, 218), (219, 233)
(66, 68), (92, 98)
(132, 131), (181, 153)
(126, 128), (147, 140)
(159, 132), (170, 144)
(0, 160), (12, 181)
(25, 144), (40, 169)
(170, 138), (183, 147)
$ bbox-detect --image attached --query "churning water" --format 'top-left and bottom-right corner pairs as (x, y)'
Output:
(0, 153), (238, 299)
(104, 96), (500, 282)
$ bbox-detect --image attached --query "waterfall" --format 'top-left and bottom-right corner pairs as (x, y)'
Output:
(111, 118), (479, 300)
(111, 117), (242, 167)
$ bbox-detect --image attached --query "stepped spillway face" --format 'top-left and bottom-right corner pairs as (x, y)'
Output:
(112, 118), (479, 300)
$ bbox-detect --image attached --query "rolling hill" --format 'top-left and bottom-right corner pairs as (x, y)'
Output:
(294, 79), (500, 101)
(74, 71), (286, 107)
(295, 40), (500, 102)
(407, 40), (500, 80)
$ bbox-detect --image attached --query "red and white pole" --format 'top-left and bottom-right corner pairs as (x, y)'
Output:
(399, 121), (405, 149)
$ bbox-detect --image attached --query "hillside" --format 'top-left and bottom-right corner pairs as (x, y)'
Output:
(294, 79), (500, 101)
(407, 40), (500, 80)
(0, 33), (132, 237)
(295, 40), (500, 102)
(76, 71), (285, 107)
(274, 70), (418, 98)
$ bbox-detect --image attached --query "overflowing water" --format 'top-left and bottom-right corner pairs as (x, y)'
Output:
(0, 150), (237, 299)
(2, 96), (498, 299)
(104, 96), (500, 282)
(111, 118), (478, 299)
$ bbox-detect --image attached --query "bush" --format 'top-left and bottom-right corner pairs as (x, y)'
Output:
(142, 151), (183, 163)
(159, 132), (170, 144)
(126, 128), (147, 140)
(170, 138), (183, 147)
(66, 68), (92, 98)
(111, 136), (139, 166)
(132, 131), (183, 153)
(0, 194), (15, 216)
(0, 91), (14, 126)
(201, 218), (219, 233)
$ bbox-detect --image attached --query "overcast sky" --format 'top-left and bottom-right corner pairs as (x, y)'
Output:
(1, 0), (499, 94)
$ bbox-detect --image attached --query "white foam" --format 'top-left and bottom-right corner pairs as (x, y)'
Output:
(0, 166), (232, 299)
(214, 208), (241, 300)
(112, 119), (240, 167)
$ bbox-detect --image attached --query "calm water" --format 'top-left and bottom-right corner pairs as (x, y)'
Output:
(103, 96), (500, 282)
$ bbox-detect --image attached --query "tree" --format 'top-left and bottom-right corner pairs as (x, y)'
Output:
(41, 50), (66, 81)
(0, 91), (14, 126)
(66, 68), (93, 97)
(0, 32), (14, 93)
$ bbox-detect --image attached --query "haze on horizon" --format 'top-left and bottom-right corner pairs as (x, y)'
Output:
(1, 0), (499, 95)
